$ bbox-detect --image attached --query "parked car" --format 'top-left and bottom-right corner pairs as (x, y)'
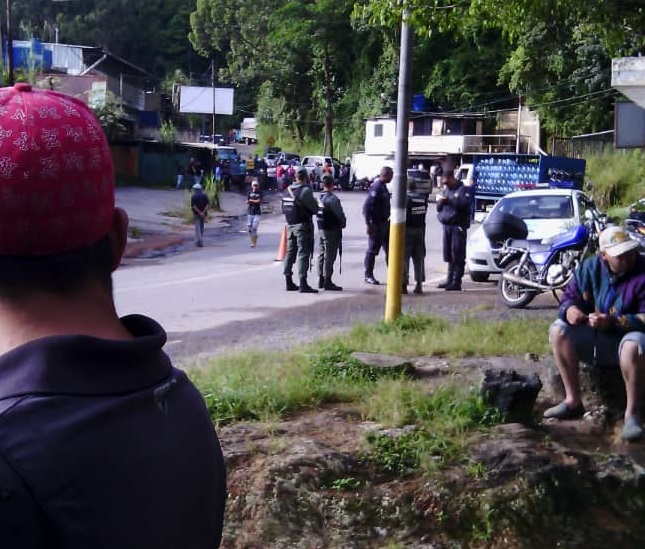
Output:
(466, 188), (597, 282)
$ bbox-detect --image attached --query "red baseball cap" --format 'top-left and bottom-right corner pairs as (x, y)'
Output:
(0, 83), (115, 256)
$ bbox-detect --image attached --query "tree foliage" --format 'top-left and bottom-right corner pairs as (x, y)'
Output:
(5, 0), (645, 149)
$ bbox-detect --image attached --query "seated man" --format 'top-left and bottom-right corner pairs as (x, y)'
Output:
(545, 226), (645, 441)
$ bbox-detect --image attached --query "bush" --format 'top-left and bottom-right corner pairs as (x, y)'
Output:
(586, 149), (645, 211)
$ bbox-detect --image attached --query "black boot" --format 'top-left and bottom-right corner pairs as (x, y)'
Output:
(285, 275), (299, 292)
(299, 277), (319, 294)
(318, 275), (325, 289)
(323, 278), (343, 291)
(401, 284), (408, 294)
(437, 264), (453, 289)
(445, 265), (463, 291)
(413, 281), (423, 294)
(364, 254), (380, 285)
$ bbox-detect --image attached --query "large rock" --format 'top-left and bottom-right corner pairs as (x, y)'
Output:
(350, 352), (416, 377)
(481, 369), (543, 424)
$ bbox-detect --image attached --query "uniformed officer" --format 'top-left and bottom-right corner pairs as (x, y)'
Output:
(362, 166), (393, 285)
(317, 175), (347, 291)
(436, 162), (473, 291)
(403, 181), (429, 294)
(282, 167), (319, 293)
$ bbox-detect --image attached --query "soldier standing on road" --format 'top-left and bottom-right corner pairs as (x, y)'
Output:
(246, 180), (262, 248)
(362, 166), (393, 285)
(282, 167), (319, 293)
(436, 161), (473, 291)
(191, 183), (209, 247)
(317, 175), (347, 291)
(403, 181), (429, 294)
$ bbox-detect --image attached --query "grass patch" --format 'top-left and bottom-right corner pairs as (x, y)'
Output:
(360, 384), (503, 473)
(344, 313), (550, 357)
(128, 225), (144, 239)
(188, 313), (552, 430)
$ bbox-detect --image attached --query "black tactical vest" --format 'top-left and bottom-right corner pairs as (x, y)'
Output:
(407, 193), (428, 228)
(316, 192), (340, 230)
(282, 186), (309, 225)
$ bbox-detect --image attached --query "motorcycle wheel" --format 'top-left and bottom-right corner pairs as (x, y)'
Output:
(499, 259), (538, 308)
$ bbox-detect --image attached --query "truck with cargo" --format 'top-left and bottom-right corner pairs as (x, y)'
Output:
(455, 153), (586, 213)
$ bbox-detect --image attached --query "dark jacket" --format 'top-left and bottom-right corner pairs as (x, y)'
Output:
(0, 315), (226, 548)
(436, 181), (472, 228)
(363, 178), (390, 225)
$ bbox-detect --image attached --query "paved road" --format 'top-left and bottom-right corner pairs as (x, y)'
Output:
(112, 188), (556, 363)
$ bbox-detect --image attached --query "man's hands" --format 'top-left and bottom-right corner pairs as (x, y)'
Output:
(588, 312), (612, 330)
(366, 224), (374, 236)
(565, 306), (612, 330)
(565, 306), (588, 325)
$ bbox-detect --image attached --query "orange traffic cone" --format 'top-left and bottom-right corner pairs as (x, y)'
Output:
(275, 225), (287, 261)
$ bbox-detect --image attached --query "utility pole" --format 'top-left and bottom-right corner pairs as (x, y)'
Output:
(6, 0), (14, 85)
(211, 59), (216, 138)
(515, 94), (522, 154)
(384, 12), (413, 322)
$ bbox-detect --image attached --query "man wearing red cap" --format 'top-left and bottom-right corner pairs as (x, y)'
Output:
(0, 84), (226, 547)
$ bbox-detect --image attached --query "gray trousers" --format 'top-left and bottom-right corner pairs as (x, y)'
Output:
(283, 223), (314, 278)
(317, 229), (341, 279)
(404, 226), (425, 284)
(194, 216), (205, 245)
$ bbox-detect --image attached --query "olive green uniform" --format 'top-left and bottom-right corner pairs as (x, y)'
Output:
(283, 182), (318, 280)
(317, 191), (346, 280)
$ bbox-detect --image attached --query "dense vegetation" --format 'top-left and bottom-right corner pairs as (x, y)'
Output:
(3, 0), (644, 156)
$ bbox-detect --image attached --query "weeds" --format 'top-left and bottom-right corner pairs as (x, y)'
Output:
(188, 313), (549, 434)
(360, 385), (503, 473)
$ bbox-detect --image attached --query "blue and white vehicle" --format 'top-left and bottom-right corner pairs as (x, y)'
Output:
(466, 188), (597, 282)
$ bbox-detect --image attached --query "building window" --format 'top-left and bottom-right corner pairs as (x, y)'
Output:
(374, 124), (383, 137)
(412, 118), (433, 136)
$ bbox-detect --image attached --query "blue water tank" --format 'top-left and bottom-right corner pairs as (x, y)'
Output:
(411, 94), (428, 112)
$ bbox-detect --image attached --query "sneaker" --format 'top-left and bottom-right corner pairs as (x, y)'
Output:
(621, 416), (644, 441)
(364, 276), (380, 285)
(543, 402), (585, 420)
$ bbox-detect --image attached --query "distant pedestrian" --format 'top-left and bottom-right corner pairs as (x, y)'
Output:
(316, 175), (346, 291)
(403, 182), (429, 294)
(215, 163), (222, 189)
(191, 183), (209, 247)
(175, 161), (185, 189)
(187, 157), (201, 187)
(362, 166), (393, 285)
(282, 167), (319, 293)
(277, 163), (287, 190)
(436, 160), (473, 291)
(246, 180), (262, 248)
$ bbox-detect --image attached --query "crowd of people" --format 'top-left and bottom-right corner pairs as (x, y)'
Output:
(277, 161), (474, 295)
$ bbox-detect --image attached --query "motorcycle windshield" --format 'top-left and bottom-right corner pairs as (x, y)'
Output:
(549, 225), (589, 247)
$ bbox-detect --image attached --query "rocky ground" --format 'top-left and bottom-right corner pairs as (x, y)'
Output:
(116, 187), (645, 547)
(216, 296), (645, 549)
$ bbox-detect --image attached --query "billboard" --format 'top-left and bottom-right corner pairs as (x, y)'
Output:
(179, 86), (234, 115)
(615, 101), (645, 148)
